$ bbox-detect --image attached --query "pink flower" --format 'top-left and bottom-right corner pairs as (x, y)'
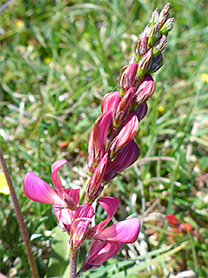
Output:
(54, 203), (94, 249)
(23, 159), (80, 209)
(78, 197), (140, 273)
(87, 197), (140, 243)
(79, 240), (121, 272)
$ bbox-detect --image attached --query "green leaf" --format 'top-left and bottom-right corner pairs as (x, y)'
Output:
(46, 226), (69, 278)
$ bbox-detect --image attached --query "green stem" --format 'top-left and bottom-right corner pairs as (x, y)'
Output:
(69, 249), (79, 278)
(0, 148), (39, 278)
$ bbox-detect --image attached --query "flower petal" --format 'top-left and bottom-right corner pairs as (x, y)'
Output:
(51, 159), (67, 199)
(80, 240), (121, 272)
(104, 140), (140, 181)
(93, 218), (140, 243)
(24, 172), (65, 206)
(53, 205), (74, 232)
(87, 197), (119, 237)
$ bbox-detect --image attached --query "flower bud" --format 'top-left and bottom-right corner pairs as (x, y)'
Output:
(150, 9), (159, 27)
(160, 17), (174, 35)
(101, 91), (121, 114)
(148, 23), (161, 47)
(134, 102), (148, 122)
(134, 37), (148, 62)
(159, 3), (170, 27)
(109, 113), (139, 158)
(88, 112), (112, 173)
(140, 24), (151, 39)
(150, 53), (163, 72)
(86, 153), (108, 203)
(152, 34), (167, 56)
(131, 74), (155, 107)
(104, 140), (140, 181)
(113, 87), (135, 128)
(118, 63), (138, 96)
(136, 48), (153, 79)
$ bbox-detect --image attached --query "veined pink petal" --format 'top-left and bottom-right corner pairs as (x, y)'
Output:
(87, 129), (95, 174)
(74, 204), (94, 220)
(80, 240), (121, 272)
(53, 205), (74, 232)
(93, 111), (112, 160)
(71, 218), (91, 249)
(87, 197), (119, 237)
(113, 87), (135, 127)
(86, 153), (108, 200)
(104, 140), (140, 181)
(93, 218), (140, 243)
(23, 172), (65, 206)
(51, 159), (67, 199)
(110, 113), (139, 157)
(101, 91), (121, 114)
(64, 188), (80, 207)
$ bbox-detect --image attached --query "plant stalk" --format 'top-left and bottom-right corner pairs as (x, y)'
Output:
(69, 249), (79, 278)
(0, 148), (39, 278)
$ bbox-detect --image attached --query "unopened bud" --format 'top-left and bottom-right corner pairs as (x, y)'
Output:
(150, 9), (159, 27)
(104, 140), (140, 181)
(159, 3), (170, 27)
(101, 91), (121, 114)
(113, 87), (135, 128)
(140, 24), (151, 39)
(160, 17), (174, 35)
(118, 63), (138, 95)
(131, 74), (155, 107)
(150, 53), (163, 72)
(109, 113), (139, 158)
(86, 153), (108, 202)
(152, 34), (167, 56)
(148, 23), (161, 47)
(134, 37), (148, 62)
(137, 48), (153, 79)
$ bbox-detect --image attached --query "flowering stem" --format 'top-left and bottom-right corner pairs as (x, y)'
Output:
(0, 148), (39, 278)
(69, 249), (79, 278)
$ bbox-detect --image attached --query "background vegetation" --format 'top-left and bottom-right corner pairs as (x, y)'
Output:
(1, 0), (207, 277)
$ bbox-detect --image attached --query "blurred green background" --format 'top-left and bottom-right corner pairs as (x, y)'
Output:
(1, 0), (208, 277)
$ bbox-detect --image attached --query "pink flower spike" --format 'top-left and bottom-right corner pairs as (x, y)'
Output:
(23, 172), (65, 207)
(87, 197), (120, 237)
(80, 240), (121, 272)
(101, 91), (121, 114)
(51, 159), (67, 199)
(93, 218), (140, 243)
(104, 140), (140, 181)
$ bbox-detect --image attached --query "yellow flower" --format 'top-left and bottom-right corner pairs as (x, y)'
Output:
(158, 105), (165, 115)
(0, 172), (10, 195)
(15, 19), (24, 29)
(200, 73), (208, 83)
(43, 57), (52, 64)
